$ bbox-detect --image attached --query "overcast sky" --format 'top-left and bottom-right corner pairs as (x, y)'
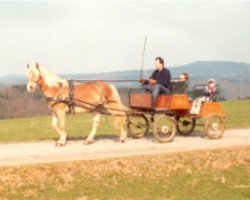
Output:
(0, 1), (249, 75)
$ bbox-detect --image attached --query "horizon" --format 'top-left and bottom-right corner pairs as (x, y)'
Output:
(1, 60), (250, 77)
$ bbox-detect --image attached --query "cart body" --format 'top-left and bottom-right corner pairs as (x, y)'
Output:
(127, 82), (226, 142)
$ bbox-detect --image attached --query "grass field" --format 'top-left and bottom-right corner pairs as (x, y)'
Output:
(0, 146), (249, 199)
(0, 100), (249, 143)
(220, 100), (250, 128)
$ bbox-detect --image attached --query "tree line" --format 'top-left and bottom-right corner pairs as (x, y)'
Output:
(0, 85), (228, 119)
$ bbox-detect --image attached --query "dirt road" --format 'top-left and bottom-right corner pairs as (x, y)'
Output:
(0, 129), (249, 167)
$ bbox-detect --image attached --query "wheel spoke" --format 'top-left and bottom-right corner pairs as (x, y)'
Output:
(154, 115), (176, 143)
(177, 117), (195, 135)
(127, 114), (149, 138)
(204, 115), (225, 139)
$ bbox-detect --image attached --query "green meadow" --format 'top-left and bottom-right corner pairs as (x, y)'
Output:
(0, 100), (249, 143)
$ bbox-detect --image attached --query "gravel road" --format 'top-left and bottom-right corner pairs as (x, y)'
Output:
(0, 129), (249, 167)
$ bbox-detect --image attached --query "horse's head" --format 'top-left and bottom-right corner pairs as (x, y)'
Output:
(26, 63), (41, 93)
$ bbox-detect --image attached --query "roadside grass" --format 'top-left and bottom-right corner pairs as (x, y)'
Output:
(0, 100), (249, 143)
(0, 147), (249, 200)
(221, 100), (250, 129)
(0, 114), (116, 143)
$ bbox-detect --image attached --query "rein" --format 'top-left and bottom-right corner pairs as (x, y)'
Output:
(28, 67), (42, 88)
(68, 80), (75, 114)
(27, 66), (49, 94)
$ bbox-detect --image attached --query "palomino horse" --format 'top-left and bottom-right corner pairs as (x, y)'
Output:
(26, 63), (127, 146)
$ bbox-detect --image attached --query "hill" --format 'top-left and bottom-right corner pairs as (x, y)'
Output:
(171, 61), (250, 78)
(0, 61), (250, 99)
(1, 60), (250, 83)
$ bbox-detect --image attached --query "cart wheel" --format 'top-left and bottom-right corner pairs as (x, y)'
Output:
(177, 117), (196, 136)
(154, 115), (176, 143)
(204, 115), (225, 139)
(127, 114), (149, 138)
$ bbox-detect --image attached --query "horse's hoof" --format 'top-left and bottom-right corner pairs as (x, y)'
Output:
(55, 142), (65, 147)
(84, 140), (93, 145)
(119, 139), (126, 143)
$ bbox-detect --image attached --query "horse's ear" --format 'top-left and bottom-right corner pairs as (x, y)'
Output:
(36, 63), (39, 70)
(27, 64), (30, 69)
(58, 82), (63, 87)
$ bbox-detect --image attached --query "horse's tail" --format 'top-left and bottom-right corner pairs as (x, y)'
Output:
(110, 85), (128, 112)
(109, 85), (128, 130)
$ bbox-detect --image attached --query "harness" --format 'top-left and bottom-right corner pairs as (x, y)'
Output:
(45, 80), (127, 116)
(68, 80), (75, 114)
(45, 80), (75, 114)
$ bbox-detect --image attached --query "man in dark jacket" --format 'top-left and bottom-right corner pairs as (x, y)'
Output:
(140, 57), (171, 104)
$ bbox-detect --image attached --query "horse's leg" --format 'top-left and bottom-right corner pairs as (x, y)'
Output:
(84, 112), (100, 145)
(52, 111), (67, 146)
(115, 115), (127, 143)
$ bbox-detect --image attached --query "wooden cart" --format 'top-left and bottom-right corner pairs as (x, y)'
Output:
(127, 83), (226, 143)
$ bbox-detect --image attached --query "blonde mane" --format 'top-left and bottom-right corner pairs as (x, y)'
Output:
(28, 64), (67, 89)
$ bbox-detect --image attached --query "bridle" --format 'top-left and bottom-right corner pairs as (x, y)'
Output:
(27, 67), (42, 88)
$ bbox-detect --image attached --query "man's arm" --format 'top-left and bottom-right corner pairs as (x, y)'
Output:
(149, 71), (158, 84)
(140, 70), (157, 84)
(149, 79), (157, 84)
(150, 70), (157, 80)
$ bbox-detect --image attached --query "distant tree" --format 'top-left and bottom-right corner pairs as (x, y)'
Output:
(0, 93), (10, 99)
(32, 90), (44, 100)
(237, 96), (250, 100)
(218, 96), (226, 101)
(11, 84), (26, 93)
(0, 106), (4, 119)
(0, 85), (50, 119)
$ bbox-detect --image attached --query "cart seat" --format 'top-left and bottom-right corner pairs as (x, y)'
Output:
(129, 89), (190, 111)
(155, 94), (190, 110)
(170, 80), (189, 94)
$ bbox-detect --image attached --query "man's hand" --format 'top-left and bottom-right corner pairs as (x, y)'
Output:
(139, 79), (144, 83)
(149, 79), (157, 84)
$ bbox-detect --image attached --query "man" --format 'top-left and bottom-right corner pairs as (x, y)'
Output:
(140, 57), (171, 104)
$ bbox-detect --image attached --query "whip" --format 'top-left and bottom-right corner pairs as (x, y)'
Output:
(140, 36), (148, 80)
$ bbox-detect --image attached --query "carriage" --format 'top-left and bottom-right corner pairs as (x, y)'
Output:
(27, 63), (226, 146)
(127, 81), (226, 143)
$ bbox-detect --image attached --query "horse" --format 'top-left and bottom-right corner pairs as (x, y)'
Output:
(26, 63), (127, 146)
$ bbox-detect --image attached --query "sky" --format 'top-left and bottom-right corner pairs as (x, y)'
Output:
(0, 1), (249, 76)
